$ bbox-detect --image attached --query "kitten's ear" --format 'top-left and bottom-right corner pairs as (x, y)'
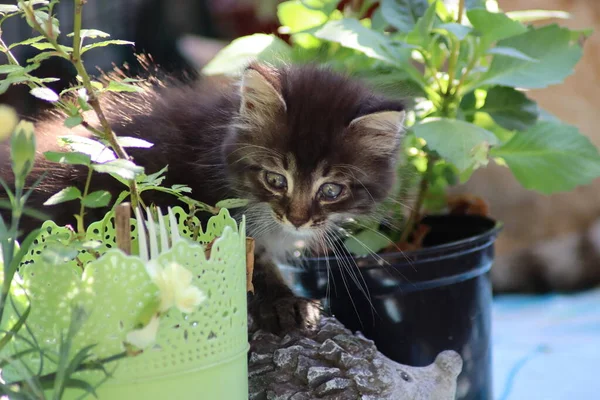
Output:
(349, 110), (406, 155)
(239, 64), (286, 122)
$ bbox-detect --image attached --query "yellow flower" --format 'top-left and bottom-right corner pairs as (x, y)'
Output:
(126, 315), (160, 349)
(146, 260), (206, 314)
(0, 105), (18, 142)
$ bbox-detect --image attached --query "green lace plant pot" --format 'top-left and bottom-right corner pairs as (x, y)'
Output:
(1, 207), (249, 400)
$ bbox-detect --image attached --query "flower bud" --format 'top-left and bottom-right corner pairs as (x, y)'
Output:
(11, 120), (37, 184)
(0, 105), (18, 142)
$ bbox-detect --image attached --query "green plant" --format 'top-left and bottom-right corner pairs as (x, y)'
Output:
(0, 1), (249, 397)
(204, 0), (600, 253)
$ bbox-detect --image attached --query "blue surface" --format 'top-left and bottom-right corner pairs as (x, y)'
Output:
(492, 288), (600, 400)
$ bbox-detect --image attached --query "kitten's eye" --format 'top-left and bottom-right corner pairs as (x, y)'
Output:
(265, 171), (287, 190)
(319, 183), (343, 200)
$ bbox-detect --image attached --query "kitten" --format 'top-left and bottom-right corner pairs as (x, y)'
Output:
(0, 62), (406, 334)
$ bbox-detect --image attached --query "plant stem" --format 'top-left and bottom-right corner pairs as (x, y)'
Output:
(399, 156), (434, 243)
(0, 36), (20, 65)
(445, 0), (466, 95)
(77, 167), (93, 235)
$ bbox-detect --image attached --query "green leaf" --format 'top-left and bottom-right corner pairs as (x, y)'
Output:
(8, 36), (45, 49)
(467, 9), (527, 44)
(413, 118), (499, 171)
(480, 25), (583, 89)
(344, 229), (391, 256)
(0, 5), (19, 14)
(505, 9), (570, 22)
(202, 34), (292, 76)
(59, 135), (116, 163)
(0, 65), (24, 74)
(105, 80), (143, 93)
(67, 29), (110, 39)
(30, 87), (59, 102)
(92, 159), (144, 180)
(312, 19), (396, 63)
(82, 190), (111, 208)
(491, 122), (600, 193)
(479, 86), (538, 131)
(380, 0), (429, 33)
(435, 23), (472, 40)
(277, 1), (328, 33)
(486, 46), (538, 62)
(0, 305), (30, 352)
(27, 50), (62, 64)
(31, 42), (72, 52)
(117, 136), (154, 148)
(44, 186), (82, 205)
(81, 39), (134, 53)
(405, 1), (439, 47)
(0, 76), (29, 95)
(44, 151), (91, 166)
(64, 115), (83, 128)
(215, 198), (249, 209)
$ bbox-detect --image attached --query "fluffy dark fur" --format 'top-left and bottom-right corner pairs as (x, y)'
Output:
(0, 62), (406, 334)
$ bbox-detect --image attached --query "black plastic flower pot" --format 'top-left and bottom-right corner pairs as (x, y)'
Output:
(279, 214), (502, 400)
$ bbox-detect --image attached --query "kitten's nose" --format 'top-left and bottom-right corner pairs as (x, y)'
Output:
(287, 214), (309, 228)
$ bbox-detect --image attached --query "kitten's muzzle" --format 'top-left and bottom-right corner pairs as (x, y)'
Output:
(286, 214), (310, 228)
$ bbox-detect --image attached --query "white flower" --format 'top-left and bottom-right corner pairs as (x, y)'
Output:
(146, 260), (206, 314)
(126, 315), (160, 349)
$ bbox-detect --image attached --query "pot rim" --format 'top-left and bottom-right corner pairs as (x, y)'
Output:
(303, 214), (503, 264)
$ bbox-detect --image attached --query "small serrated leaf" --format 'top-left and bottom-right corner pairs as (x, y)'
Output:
(215, 198), (249, 209)
(67, 29), (110, 39)
(30, 87), (59, 102)
(0, 65), (24, 74)
(82, 190), (111, 208)
(44, 186), (82, 205)
(92, 159), (144, 180)
(117, 136), (154, 148)
(105, 81), (143, 93)
(81, 39), (134, 53)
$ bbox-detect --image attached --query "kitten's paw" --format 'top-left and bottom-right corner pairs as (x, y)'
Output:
(250, 294), (321, 335)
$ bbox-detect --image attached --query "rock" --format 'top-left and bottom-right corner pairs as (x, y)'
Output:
(248, 317), (463, 399)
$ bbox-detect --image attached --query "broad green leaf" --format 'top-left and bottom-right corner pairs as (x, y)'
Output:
(215, 198), (249, 209)
(8, 36), (44, 49)
(82, 190), (111, 208)
(479, 86), (538, 131)
(67, 29), (110, 39)
(405, 1), (439, 47)
(44, 186), (82, 205)
(59, 135), (116, 163)
(117, 136), (154, 148)
(465, 0), (486, 9)
(0, 5), (19, 13)
(64, 115), (83, 128)
(491, 122), (600, 194)
(312, 19), (396, 63)
(106, 80), (143, 93)
(30, 87), (59, 102)
(486, 46), (538, 62)
(380, 0), (429, 33)
(81, 39), (134, 53)
(202, 34), (292, 76)
(467, 9), (526, 44)
(505, 10), (570, 22)
(92, 159), (144, 180)
(344, 229), (392, 256)
(0, 65), (23, 74)
(413, 118), (499, 171)
(44, 151), (91, 166)
(277, 1), (328, 33)
(480, 25), (582, 89)
(435, 23), (472, 40)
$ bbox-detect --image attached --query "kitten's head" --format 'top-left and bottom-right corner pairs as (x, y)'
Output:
(224, 63), (405, 242)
